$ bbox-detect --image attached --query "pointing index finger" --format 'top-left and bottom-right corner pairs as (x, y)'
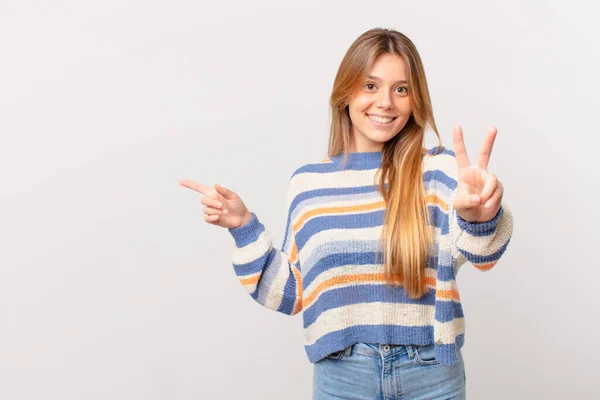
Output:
(179, 180), (210, 195)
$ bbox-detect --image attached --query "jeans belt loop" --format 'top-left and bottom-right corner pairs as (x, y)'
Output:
(343, 345), (353, 357)
(406, 344), (415, 360)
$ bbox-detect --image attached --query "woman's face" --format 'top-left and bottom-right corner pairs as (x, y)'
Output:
(347, 53), (412, 152)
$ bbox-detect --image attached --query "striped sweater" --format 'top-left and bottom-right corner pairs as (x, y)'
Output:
(227, 147), (513, 365)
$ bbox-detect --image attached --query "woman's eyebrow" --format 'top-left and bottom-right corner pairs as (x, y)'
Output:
(366, 75), (407, 84)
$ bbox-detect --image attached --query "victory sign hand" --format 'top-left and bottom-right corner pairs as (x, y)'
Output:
(452, 125), (504, 223)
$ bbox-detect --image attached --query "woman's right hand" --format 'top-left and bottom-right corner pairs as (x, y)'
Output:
(179, 180), (252, 229)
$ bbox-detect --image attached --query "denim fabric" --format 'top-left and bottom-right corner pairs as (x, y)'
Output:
(312, 342), (466, 400)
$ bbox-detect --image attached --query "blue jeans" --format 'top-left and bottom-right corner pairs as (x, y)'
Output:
(312, 342), (466, 400)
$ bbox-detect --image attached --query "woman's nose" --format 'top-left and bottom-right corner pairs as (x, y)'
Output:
(376, 91), (392, 109)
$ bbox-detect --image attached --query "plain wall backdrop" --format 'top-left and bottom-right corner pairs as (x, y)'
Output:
(1, 0), (598, 399)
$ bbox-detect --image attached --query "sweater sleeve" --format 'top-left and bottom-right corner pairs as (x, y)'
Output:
(227, 177), (303, 316)
(448, 194), (514, 271)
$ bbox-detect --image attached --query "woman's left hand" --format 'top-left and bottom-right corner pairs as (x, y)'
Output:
(452, 125), (504, 223)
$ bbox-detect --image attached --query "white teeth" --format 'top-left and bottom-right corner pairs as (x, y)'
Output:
(367, 114), (394, 123)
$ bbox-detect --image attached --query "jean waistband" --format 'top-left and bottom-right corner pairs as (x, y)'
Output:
(345, 342), (417, 359)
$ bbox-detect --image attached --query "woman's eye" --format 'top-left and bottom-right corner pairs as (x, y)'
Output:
(364, 83), (407, 94)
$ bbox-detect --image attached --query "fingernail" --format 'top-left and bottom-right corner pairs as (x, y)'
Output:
(217, 202), (222, 207)
(223, 209), (228, 214)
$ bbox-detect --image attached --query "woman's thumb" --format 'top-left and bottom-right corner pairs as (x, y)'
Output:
(214, 183), (235, 199)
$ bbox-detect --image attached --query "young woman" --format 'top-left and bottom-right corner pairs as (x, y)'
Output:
(180, 28), (513, 400)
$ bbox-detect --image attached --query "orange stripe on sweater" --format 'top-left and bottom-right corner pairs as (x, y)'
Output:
(289, 241), (298, 264)
(436, 289), (461, 301)
(240, 273), (260, 286)
(426, 194), (449, 212)
(292, 265), (303, 314)
(474, 261), (496, 271)
(302, 273), (439, 309)
(293, 201), (386, 232)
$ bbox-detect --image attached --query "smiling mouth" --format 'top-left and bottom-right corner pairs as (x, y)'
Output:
(366, 114), (397, 124)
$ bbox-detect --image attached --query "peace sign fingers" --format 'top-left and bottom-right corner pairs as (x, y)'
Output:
(453, 125), (471, 169)
(451, 124), (504, 223)
(476, 127), (498, 170)
(453, 125), (499, 171)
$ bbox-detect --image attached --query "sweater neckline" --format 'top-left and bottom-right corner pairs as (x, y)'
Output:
(330, 151), (383, 169)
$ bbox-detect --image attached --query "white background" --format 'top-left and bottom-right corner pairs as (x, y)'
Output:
(1, 1), (598, 398)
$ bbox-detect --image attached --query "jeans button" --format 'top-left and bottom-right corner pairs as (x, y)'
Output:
(383, 345), (391, 352)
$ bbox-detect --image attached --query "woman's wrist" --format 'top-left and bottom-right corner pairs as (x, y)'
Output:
(240, 211), (253, 227)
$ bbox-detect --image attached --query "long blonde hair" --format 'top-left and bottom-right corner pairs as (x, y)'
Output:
(328, 28), (443, 299)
